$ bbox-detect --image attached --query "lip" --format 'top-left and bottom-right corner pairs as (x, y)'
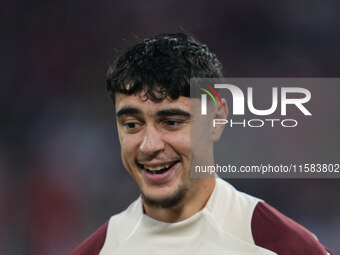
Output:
(140, 161), (180, 184)
(137, 160), (178, 168)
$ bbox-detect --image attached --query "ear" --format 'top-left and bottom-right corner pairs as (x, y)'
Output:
(211, 98), (228, 142)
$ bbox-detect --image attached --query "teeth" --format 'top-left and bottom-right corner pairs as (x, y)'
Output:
(144, 164), (170, 171)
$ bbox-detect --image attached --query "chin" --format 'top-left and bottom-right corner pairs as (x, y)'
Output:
(141, 184), (188, 209)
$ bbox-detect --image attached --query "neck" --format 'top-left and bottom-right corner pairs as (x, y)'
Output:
(143, 178), (216, 223)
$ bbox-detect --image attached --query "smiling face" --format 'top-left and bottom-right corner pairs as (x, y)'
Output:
(116, 93), (194, 208)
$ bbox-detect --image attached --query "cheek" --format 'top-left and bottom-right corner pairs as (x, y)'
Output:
(118, 132), (135, 160)
(177, 136), (190, 152)
(166, 130), (191, 155)
(120, 135), (139, 155)
(119, 136), (139, 174)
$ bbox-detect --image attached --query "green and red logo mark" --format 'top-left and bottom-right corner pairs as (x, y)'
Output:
(200, 84), (222, 115)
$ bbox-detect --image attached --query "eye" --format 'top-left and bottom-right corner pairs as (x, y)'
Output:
(162, 120), (184, 129)
(127, 123), (137, 129)
(123, 121), (142, 132)
(164, 120), (179, 126)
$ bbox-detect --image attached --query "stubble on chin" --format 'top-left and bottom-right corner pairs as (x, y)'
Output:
(141, 184), (189, 209)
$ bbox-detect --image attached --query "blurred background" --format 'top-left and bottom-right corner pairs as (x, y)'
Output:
(1, 0), (339, 254)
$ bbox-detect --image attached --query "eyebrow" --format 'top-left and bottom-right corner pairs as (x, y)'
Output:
(116, 107), (141, 117)
(156, 108), (191, 118)
(116, 107), (191, 118)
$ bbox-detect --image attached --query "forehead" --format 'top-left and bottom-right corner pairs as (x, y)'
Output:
(115, 93), (191, 114)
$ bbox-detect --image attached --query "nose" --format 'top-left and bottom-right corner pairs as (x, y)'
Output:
(139, 125), (165, 155)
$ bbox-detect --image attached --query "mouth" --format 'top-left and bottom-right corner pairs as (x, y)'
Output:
(136, 160), (181, 183)
(137, 161), (180, 174)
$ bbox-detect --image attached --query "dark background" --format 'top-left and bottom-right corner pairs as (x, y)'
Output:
(1, 1), (339, 254)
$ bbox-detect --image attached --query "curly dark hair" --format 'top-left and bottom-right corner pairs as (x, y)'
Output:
(106, 33), (223, 104)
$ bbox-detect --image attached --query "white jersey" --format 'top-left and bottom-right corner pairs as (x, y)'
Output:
(70, 178), (332, 255)
(100, 178), (273, 255)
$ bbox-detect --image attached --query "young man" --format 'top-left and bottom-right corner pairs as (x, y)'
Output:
(70, 33), (332, 255)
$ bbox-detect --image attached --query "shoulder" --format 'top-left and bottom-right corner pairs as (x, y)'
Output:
(68, 197), (142, 255)
(215, 179), (333, 254)
(68, 221), (109, 255)
(208, 178), (262, 243)
(251, 201), (333, 255)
